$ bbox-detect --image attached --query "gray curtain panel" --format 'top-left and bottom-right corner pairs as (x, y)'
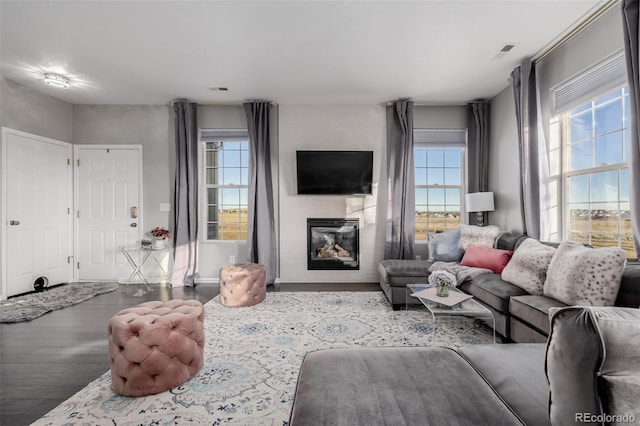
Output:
(622, 0), (640, 257)
(171, 101), (199, 287)
(384, 100), (415, 260)
(510, 60), (541, 239)
(244, 101), (278, 284)
(467, 101), (491, 226)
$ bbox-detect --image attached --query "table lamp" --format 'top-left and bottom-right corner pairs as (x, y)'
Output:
(465, 192), (495, 227)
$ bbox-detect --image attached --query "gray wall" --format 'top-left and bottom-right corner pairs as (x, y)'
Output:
(72, 105), (173, 239)
(414, 105), (467, 129)
(1, 77), (73, 142)
(488, 86), (522, 233)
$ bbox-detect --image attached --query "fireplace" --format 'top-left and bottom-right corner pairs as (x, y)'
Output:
(307, 218), (359, 270)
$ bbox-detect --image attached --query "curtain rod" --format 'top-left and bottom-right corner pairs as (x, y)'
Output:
(533, 0), (619, 63)
(168, 100), (278, 106)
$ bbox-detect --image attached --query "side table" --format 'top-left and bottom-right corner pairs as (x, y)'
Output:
(119, 245), (171, 291)
(406, 283), (496, 344)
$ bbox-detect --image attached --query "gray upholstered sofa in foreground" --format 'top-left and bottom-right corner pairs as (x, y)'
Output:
(379, 229), (640, 342)
(289, 306), (640, 425)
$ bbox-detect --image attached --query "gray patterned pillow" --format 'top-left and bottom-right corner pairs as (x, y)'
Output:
(543, 241), (626, 306)
(458, 224), (502, 250)
(501, 238), (556, 295)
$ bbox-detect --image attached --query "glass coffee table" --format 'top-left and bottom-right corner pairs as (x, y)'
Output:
(406, 283), (496, 344)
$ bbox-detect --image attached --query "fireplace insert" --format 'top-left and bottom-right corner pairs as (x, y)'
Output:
(307, 218), (359, 270)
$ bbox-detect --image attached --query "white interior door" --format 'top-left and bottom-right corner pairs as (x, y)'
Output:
(75, 146), (142, 281)
(1, 128), (73, 298)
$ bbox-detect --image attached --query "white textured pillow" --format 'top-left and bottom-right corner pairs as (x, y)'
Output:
(501, 238), (556, 295)
(458, 224), (501, 250)
(543, 241), (626, 306)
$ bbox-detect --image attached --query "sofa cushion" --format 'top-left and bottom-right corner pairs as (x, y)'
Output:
(458, 224), (502, 250)
(545, 307), (640, 425)
(378, 259), (432, 286)
(509, 295), (567, 335)
(459, 344), (549, 426)
(289, 347), (524, 425)
(501, 238), (556, 295)
(543, 241), (626, 306)
(427, 228), (464, 262)
(459, 273), (529, 313)
(460, 245), (513, 274)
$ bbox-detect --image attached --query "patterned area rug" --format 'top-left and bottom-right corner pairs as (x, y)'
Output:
(0, 282), (120, 323)
(34, 291), (494, 425)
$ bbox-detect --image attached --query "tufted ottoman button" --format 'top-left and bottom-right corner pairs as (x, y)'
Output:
(219, 263), (266, 307)
(108, 299), (205, 396)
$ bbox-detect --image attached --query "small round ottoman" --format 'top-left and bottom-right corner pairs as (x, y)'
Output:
(108, 299), (205, 396)
(219, 263), (267, 307)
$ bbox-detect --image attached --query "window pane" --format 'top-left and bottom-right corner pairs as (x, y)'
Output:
(444, 149), (460, 167)
(624, 128), (631, 162)
(223, 168), (242, 185)
(567, 175), (589, 203)
(221, 188), (240, 205)
(241, 151), (249, 167)
(427, 150), (444, 167)
(239, 188), (248, 208)
(445, 188), (460, 204)
(594, 132), (623, 166)
(594, 100), (622, 136)
(416, 188), (427, 205)
(590, 171), (618, 203)
(623, 93), (630, 128)
(620, 168), (629, 202)
(207, 188), (218, 204)
(415, 149), (427, 167)
(206, 150), (219, 167)
(595, 90), (621, 106)
(207, 222), (219, 240)
(444, 168), (461, 185)
(207, 205), (218, 221)
(569, 112), (593, 142)
(415, 168), (427, 185)
(223, 150), (241, 167)
(427, 168), (444, 185)
(206, 168), (219, 185)
(568, 140), (593, 171)
(428, 188), (445, 204)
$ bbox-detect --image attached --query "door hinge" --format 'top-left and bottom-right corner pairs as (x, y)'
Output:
(67, 256), (73, 264)
(77, 262), (80, 269)
(67, 158), (70, 165)
(76, 211), (80, 218)
(77, 159), (80, 166)
(67, 207), (70, 214)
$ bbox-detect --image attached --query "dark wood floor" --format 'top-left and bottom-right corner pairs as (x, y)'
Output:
(0, 282), (378, 425)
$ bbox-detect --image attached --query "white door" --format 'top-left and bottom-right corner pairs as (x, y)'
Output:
(75, 146), (142, 281)
(2, 128), (73, 298)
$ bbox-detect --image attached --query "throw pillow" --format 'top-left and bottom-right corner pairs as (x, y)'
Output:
(501, 238), (556, 295)
(460, 244), (513, 274)
(543, 241), (626, 306)
(427, 228), (464, 262)
(458, 224), (502, 250)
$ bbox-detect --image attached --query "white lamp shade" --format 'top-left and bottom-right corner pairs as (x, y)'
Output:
(466, 192), (495, 213)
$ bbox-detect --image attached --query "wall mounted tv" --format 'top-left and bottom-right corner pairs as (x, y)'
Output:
(296, 150), (374, 195)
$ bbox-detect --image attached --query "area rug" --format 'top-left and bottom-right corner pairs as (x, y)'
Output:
(34, 291), (494, 425)
(0, 282), (119, 323)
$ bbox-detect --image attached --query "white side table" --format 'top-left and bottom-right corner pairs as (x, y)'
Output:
(119, 245), (171, 291)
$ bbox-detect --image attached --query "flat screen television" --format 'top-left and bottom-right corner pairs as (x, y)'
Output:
(296, 150), (373, 195)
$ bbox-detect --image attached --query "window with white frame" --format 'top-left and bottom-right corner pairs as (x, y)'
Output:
(201, 130), (249, 241)
(414, 129), (466, 241)
(556, 86), (633, 257)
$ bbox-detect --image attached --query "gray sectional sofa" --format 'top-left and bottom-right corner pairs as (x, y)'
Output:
(289, 306), (640, 425)
(378, 232), (640, 342)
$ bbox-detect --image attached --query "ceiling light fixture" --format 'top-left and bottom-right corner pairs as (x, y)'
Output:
(44, 73), (70, 89)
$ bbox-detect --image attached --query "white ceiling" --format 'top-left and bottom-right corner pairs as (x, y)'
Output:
(1, 0), (608, 106)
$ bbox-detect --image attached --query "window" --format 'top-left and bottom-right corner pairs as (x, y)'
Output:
(414, 130), (466, 241)
(201, 130), (249, 241)
(558, 86), (633, 256)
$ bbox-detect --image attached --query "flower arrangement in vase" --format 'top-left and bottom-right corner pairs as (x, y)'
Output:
(150, 227), (171, 248)
(428, 270), (457, 297)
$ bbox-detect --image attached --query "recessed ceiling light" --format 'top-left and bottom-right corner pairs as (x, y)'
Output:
(499, 43), (517, 53)
(44, 73), (70, 89)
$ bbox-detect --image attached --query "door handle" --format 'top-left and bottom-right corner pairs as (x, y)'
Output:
(131, 206), (138, 219)
(9, 220), (20, 226)
(130, 223), (138, 227)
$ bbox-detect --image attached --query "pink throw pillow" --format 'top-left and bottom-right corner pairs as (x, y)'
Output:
(460, 245), (513, 274)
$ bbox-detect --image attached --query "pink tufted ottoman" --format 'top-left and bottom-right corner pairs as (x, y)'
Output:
(219, 263), (267, 307)
(108, 299), (205, 396)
